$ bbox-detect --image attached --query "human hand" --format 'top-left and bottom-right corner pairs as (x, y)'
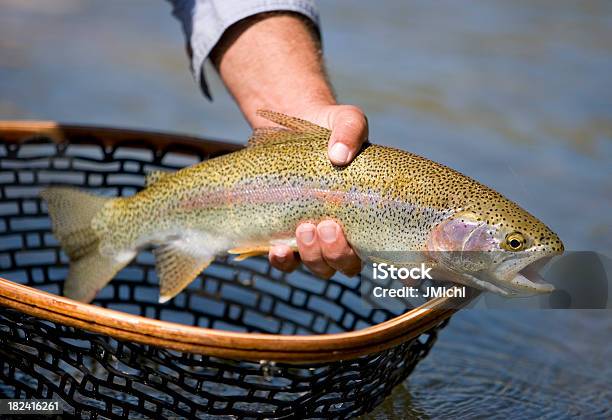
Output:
(252, 104), (369, 165)
(268, 104), (368, 278)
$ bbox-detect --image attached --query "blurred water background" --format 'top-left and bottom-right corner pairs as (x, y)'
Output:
(1, 0), (610, 417)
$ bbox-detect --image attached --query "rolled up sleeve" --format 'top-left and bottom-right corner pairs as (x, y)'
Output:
(168, 0), (320, 99)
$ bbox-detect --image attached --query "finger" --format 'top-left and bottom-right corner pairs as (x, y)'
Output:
(296, 223), (336, 278)
(269, 244), (300, 273)
(316, 220), (362, 276)
(328, 105), (369, 166)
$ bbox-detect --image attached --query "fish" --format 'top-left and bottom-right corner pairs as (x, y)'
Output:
(41, 110), (564, 303)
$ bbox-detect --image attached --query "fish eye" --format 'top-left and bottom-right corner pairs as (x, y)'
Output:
(504, 232), (525, 251)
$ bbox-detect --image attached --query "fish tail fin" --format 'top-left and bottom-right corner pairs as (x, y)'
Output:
(41, 187), (133, 302)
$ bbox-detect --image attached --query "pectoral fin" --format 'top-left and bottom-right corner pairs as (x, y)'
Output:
(154, 244), (213, 303)
(228, 239), (300, 261)
(228, 246), (271, 261)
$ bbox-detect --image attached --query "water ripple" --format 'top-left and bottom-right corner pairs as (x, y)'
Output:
(374, 310), (612, 419)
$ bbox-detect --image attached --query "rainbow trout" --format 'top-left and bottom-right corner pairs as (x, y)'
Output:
(42, 111), (564, 303)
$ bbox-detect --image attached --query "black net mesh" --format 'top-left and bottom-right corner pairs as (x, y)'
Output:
(0, 131), (448, 419)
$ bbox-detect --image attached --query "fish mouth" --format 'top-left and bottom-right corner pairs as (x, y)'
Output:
(503, 255), (558, 296)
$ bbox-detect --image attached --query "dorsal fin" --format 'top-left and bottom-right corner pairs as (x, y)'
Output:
(247, 110), (330, 148)
(145, 170), (171, 187)
(257, 110), (331, 135)
(247, 127), (300, 147)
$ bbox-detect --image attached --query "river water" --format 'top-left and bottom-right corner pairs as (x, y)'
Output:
(1, 0), (610, 418)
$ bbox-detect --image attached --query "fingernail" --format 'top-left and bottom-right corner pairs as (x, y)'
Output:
(318, 222), (337, 243)
(329, 142), (350, 165)
(275, 250), (287, 263)
(298, 224), (315, 245)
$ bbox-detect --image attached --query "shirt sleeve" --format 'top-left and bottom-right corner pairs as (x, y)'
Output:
(168, 0), (320, 99)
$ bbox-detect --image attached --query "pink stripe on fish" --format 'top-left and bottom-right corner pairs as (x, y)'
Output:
(180, 183), (383, 210)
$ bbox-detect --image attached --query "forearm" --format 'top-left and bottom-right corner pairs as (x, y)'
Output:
(210, 13), (336, 127)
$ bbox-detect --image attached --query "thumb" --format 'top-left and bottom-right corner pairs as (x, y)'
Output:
(327, 105), (368, 166)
